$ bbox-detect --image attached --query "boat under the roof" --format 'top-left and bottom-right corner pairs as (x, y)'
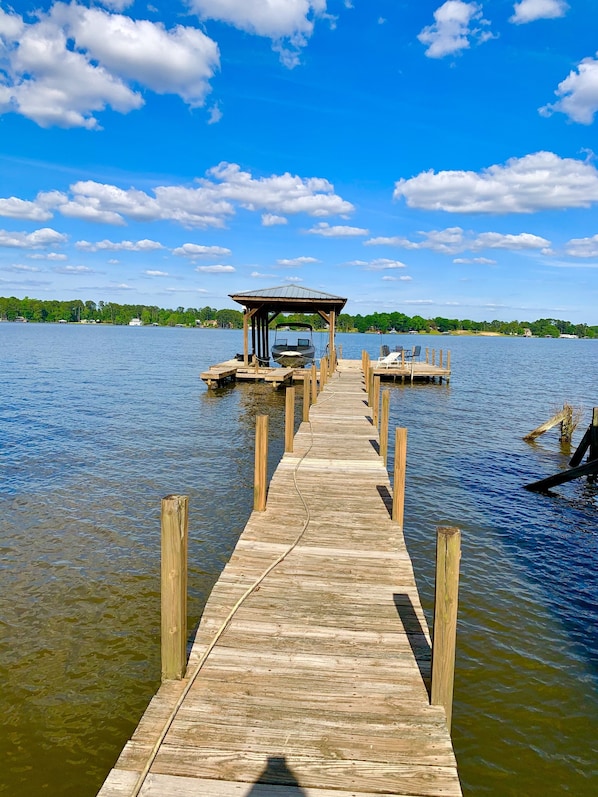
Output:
(271, 323), (315, 367)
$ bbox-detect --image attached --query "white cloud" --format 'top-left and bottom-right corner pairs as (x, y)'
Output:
(564, 234), (598, 257)
(453, 257), (497, 264)
(144, 269), (169, 276)
(207, 103), (222, 124)
(306, 222), (367, 237)
(0, 196), (54, 221)
(510, 1), (568, 24)
(0, 227), (67, 248)
(393, 151), (598, 212)
(173, 243), (232, 257)
(251, 270), (274, 278)
(28, 252), (68, 261)
(540, 56), (598, 124)
(366, 227), (550, 254)
(276, 256), (319, 266)
(195, 264), (235, 273)
(1, 163), (353, 229)
(262, 213), (288, 226)
(0, 3), (219, 128)
(418, 1), (492, 59)
(188, 0), (329, 67)
(382, 274), (412, 281)
(7, 263), (42, 272)
(54, 265), (93, 273)
(366, 259), (407, 270)
(76, 238), (164, 251)
(285, 275), (303, 282)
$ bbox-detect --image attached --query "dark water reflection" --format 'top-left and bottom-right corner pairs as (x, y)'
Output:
(1, 325), (597, 795)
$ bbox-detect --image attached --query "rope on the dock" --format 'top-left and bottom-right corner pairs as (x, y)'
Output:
(128, 370), (340, 797)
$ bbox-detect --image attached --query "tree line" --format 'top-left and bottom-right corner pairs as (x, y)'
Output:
(1, 296), (596, 338)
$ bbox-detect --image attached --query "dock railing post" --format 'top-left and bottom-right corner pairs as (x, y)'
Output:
(285, 387), (295, 453)
(254, 414), (268, 511)
(392, 427), (407, 528)
(431, 526), (461, 731)
(303, 372), (311, 421)
(380, 390), (390, 465)
(373, 374), (381, 428)
(161, 494), (188, 681)
(439, 349), (443, 368)
(311, 363), (318, 402)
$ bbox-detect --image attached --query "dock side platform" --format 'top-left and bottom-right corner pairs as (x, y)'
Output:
(99, 361), (462, 797)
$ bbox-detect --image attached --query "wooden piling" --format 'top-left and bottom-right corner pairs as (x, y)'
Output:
(380, 390), (390, 465)
(303, 372), (311, 422)
(311, 363), (318, 403)
(161, 494), (188, 681)
(392, 427), (407, 528)
(431, 526), (461, 731)
(285, 387), (295, 453)
(254, 414), (268, 511)
(373, 374), (381, 428)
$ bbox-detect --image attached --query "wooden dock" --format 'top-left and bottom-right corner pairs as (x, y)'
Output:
(99, 360), (461, 797)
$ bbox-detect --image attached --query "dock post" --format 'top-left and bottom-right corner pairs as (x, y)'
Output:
(311, 363), (318, 402)
(303, 372), (311, 421)
(425, 348), (429, 364)
(446, 350), (451, 383)
(285, 387), (295, 453)
(373, 375), (381, 428)
(439, 349), (443, 368)
(338, 343), (343, 360)
(589, 408), (598, 482)
(254, 415), (268, 511)
(432, 349), (436, 366)
(380, 390), (390, 465)
(161, 494), (188, 681)
(431, 526), (461, 731)
(392, 427), (407, 529)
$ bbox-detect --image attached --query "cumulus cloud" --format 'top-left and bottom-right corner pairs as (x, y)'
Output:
(393, 151), (598, 212)
(54, 264), (94, 273)
(173, 243), (232, 257)
(0, 227), (67, 248)
(540, 55), (598, 124)
(195, 264), (235, 273)
(0, 3), (219, 128)
(510, 0), (568, 24)
(276, 256), (319, 266)
(76, 238), (164, 251)
(262, 213), (288, 226)
(7, 263), (42, 272)
(382, 274), (412, 281)
(366, 227), (551, 254)
(418, 1), (492, 59)
(28, 252), (68, 261)
(1, 163), (353, 228)
(306, 222), (367, 237)
(365, 258), (407, 270)
(0, 196), (54, 221)
(564, 234), (598, 257)
(188, 0), (330, 67)
(453, 257), (497, 264)
(144, 269), (169, 276)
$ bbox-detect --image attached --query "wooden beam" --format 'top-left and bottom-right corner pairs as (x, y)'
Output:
(524, 457), (598, 492)
(161, 495), (188, 681)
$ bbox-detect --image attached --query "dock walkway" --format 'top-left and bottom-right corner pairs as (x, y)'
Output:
(99, 361), (461, 797)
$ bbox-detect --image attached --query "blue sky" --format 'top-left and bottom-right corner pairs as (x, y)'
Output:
(2, 0), (598, 322)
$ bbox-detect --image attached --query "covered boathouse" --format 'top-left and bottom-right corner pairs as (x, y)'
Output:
(229, 285), (347, 366)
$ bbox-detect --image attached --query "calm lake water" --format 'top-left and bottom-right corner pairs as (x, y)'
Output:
(1, 324), (597, 796)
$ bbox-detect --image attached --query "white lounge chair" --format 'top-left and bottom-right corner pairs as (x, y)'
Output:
(375, 351), (403, 368)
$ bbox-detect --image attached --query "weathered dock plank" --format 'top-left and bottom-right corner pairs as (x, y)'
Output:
(98, 361), (461, 797)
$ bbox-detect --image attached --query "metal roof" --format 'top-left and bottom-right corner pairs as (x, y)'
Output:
(230, 285), (346, 302)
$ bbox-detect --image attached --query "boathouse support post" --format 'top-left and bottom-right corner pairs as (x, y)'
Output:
(254, 415), (268, 511)
(303, 372), (311, 421)
(285, 387), (295, 453)
(380, 390), (390, 465)
(431, 526), (461, 731)
(161, 494), (188, 681)
(392, 428), (407, 529)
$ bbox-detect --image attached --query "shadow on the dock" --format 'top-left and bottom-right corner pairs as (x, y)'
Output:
(247, 755), (307, 794)
(369, 438), (380, 455)
(393, 593), (432, 695)
(376, 484), (392, 517)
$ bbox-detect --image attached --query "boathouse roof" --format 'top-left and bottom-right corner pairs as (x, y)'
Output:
(229, 284), (347, 313)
